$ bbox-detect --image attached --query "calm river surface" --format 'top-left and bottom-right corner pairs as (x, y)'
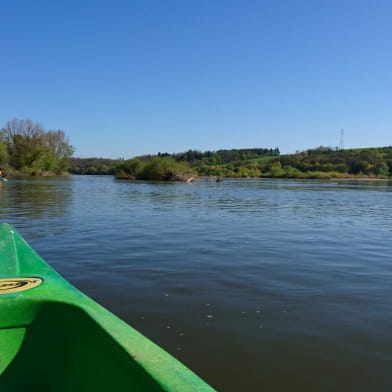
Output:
(1, 176), (391, 391)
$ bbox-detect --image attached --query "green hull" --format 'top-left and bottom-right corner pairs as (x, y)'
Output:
(0, 224), (216, 392)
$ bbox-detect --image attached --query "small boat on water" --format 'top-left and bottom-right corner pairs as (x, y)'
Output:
(0, 223), (216, 392)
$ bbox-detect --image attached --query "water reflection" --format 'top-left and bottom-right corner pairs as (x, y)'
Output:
(0, 177), (72, 237)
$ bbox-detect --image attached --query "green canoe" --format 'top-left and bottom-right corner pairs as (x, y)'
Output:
(0, 223), (216, 392)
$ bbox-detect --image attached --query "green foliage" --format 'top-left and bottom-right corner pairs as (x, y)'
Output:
(0, 130), (9, 165)
(77, 148), (278, 179)
(113, 157), (194, 181)
(260, 146), (392, 179)
(67, 144), (392, 180)
(113, 158), (143, 177)
(112, 145), (392, 180)
(139, 157), (191, 180)
(69, 158), (117, 175)
(2, 118), (74, 174)
(155, 148), (279, 165)
(374, 161), (390, 176)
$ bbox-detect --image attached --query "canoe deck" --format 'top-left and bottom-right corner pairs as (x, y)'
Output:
(0, 224), (216, 392)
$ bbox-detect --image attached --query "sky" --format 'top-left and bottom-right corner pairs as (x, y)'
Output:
(1, 0), (391, 158)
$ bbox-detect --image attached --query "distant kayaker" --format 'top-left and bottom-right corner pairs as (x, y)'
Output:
(0, 168), (6, 178)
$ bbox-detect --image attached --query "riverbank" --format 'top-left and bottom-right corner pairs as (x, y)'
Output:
(4, 169), (71, 177)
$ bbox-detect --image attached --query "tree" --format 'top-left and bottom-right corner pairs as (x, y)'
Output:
(3, 118), (74, 173)
(5, 118), (45, 170)
(374, 161), (390, 176)
(44, 130), (74, 173)
(0, 129), (9, 165)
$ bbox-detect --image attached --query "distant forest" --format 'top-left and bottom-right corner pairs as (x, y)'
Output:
(69, 146), (392, 179)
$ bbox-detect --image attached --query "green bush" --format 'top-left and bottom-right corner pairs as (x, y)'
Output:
(114, 157), (194, 181)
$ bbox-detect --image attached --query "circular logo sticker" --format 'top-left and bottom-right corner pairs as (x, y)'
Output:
(0, 278), (43, 294)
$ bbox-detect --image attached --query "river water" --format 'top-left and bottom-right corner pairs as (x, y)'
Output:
(1, 176), (391, 391)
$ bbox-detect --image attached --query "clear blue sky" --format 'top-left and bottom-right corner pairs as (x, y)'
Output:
(1, 0), (391, 158)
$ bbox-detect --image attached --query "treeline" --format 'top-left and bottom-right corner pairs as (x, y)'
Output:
(69, 148), (279, 176)
(69, 157), (117, 175)
(67, 145), (392, 180)
(157, 148), (280, 164)
(8, 117), (391, 180)
(0, 118), (74, 174)
(112, 148), (279, 180)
